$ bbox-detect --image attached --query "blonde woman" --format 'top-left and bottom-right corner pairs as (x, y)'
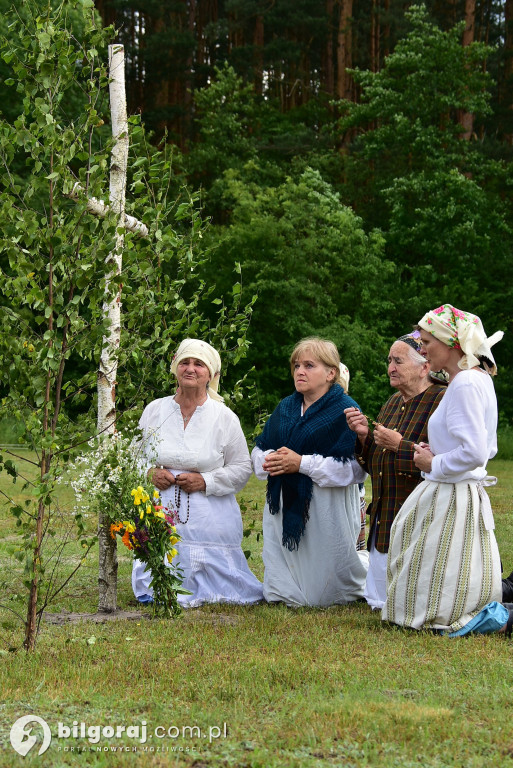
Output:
(252, 338), (368, 607)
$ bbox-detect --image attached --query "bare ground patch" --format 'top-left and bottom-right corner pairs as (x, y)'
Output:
(42, 608), (240, 625)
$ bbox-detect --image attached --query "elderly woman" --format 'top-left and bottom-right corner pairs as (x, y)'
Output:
(132, 338), (263, 608)
(384, 304), (512, 636)
(251, 338), (368, 607)
(345, 332), (446, 609)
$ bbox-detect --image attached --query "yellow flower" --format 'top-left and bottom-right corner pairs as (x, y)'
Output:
(131, 488), (142, 506)
(167, 548), (178, 563)
(153, 490), (159, 499)
(123, 521), (135, 533)
(139, 510), (145, 520)
(146, 504), (152, 516)
(154, 510), (165, 519)
(132, 485), (151, 506)
(169, 535), (179, 545)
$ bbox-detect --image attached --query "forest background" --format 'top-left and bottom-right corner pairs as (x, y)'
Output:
(2, 0), (513, 433)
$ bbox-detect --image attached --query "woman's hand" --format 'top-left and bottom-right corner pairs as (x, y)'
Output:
(175, 471), (206, 493)
(374, 425), (403, 452)
(413, 443), (434, 472)
(344, 407), (369, 439)
(147, 467), (176, 491)
(263, 447), (302, 476)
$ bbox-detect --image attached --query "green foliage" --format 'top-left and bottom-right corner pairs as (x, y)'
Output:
(185, 63), (335, 223)
(336, 3), (513, 416)
(201, 166), (395, 420)
(497, 424), (513, 462)
(339, 4), (494, 226)
(102, 122), (256, 429)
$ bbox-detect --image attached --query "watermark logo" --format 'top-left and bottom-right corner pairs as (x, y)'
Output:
(10, 715), (52, 757)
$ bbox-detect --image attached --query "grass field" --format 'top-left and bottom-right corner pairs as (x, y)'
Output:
(0, 453), (512, 767)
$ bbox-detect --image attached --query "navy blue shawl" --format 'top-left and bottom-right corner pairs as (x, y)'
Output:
(255, 384), (359, 550)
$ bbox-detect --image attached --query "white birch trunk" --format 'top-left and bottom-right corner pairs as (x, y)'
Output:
(97, 44), (129, 612)
(69, 183), (148, 237)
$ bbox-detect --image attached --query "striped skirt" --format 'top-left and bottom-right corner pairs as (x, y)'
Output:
(382, 480), (502, 632)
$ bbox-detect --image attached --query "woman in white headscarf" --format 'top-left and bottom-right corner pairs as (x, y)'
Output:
(132, 339), (263, 608)
(383, 304), (513, 637)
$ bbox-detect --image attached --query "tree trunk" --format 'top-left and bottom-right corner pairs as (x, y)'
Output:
(504, 0), (513, 144)
(459, 0), (476, 140)
(97, 44), (128, 613)
(336, 0), (353, 100)
(253, 13), (265, 96)
(383, 0), (390, 60)
(24, 497), (45, 650)
(24, 155), (56, 649)
(370, 0), (379, 73)
(323, 0), (335, 98)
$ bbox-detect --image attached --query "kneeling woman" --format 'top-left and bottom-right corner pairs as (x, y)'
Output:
(252, 338), (368, 607)
(384, 305), (512, 636)
(133, 338), (263, 608)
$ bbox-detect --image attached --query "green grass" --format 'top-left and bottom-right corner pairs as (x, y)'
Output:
(0, 455), (512, 767)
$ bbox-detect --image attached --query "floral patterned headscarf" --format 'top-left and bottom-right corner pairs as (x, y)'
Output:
(418, 304), (504, 376)
(396, 330), (423, 355)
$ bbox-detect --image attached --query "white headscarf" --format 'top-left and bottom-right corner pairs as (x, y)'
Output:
(170, 338), (224, 401)
(418, 304), (504, 376)
(339, 362), (350, 393)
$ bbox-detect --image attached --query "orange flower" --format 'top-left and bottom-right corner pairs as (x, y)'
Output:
(110, 522), (123, 540)
(121, 529), (134, 550)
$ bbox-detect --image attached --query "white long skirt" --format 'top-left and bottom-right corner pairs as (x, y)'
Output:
(262, 483), (368, 607)
(363, 530), (388, 610)
(383, 480), (502, 632)
(132, 480), (263, 608)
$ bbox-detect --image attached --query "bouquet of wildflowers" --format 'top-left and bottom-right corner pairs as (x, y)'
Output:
(110, 485), (189, 618)
(64, 431), (146, 522)
(65, 434), (189, 617)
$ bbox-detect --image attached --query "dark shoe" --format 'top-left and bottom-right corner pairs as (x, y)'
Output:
(506, 608), (513, 638)
(502, 571), (513, 602)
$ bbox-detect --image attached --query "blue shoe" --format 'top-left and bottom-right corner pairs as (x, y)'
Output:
(137, 595), (154, 604)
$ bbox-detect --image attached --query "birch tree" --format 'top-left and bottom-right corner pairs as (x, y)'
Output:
(0, 0), (113, 650)
(96, 44), (129, 613)
(0, 0), (254, 649)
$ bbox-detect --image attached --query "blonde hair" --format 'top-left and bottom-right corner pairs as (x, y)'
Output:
(289, 337), (341, 386)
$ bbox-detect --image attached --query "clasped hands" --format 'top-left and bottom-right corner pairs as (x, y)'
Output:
(147, 467), (206, 493)
(344, 407), (402, 452)
(263, 447), (302, 476)
(413, 442), (434, 472)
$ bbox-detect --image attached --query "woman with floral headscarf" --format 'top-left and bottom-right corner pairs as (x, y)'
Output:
(383, 305), (513, 637)
(132, 339), (263, 608)
(345, 331), (446, 609)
